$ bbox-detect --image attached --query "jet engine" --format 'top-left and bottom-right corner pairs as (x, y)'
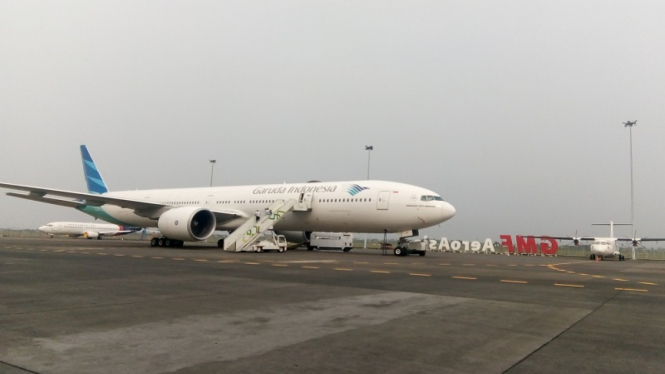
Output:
(275, 231), (312, 245)
(84, 231), (99, 239)
(158, 206), (216, 241)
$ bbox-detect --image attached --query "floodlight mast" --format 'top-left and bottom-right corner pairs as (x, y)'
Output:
(365, 145), (373, 180)
(623, 121), (636, 260)
(364, 145), (373, 249)
(209, 159), (217, 187)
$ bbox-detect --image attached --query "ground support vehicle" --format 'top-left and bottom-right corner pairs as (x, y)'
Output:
(308, 232), (354, 252)
(249, 234), (288, 253)
(393, 239), (427, 257)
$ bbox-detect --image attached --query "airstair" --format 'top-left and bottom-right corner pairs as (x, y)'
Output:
(223, 199), (298, 252)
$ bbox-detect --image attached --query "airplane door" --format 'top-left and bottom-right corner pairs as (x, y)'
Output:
(303, 192), (314, 210)
(377, 191), (390, 210)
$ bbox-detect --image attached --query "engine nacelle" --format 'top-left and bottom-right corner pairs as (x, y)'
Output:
(158, 206), (216, 241)
(84, 231), (99, 239)
(573, 238), (580, 246)
(275, 231), (312, 245)
(632, 239), (639, 247)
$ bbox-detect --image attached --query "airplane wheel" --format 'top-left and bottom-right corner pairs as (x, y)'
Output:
(419, 251), (426, 257)
(256, 247), (262, 253)
(279, 248), (284, 253)
(165, 239), (172, 247)
(589, 254), (595, 260)
(150, 238), (158, 247)
(217, 239), (224, 248)
(176, 241), (184, 248)
(394, 247), (404, 256)
(158, 238), (166, 247)
(97, 237), (102, 240)
(307, 245), (313, 251)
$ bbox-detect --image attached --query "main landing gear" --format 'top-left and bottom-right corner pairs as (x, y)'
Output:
(150, 237), (184, 248)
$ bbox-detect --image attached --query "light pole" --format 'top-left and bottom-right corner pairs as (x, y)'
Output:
(364, 146), (373, 249)
(365, 145), (373, 180)
(623, 120), (637, 259)
(209, 159), (216, 187)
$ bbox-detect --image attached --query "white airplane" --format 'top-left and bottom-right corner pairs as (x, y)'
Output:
(39, 222), (142, 239)
(0, 145), (456, 251)
(549, 221), (665, 261)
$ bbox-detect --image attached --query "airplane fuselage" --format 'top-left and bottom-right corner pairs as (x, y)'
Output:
(589, 237), (619, 258)
(39, 222), (140, 239)
(78, 180), (456, 234)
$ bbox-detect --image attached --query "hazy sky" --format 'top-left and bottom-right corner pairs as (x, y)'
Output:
(1, 1), (664, 243)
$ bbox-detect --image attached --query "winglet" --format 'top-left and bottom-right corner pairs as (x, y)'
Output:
(80, 145), (109, 194)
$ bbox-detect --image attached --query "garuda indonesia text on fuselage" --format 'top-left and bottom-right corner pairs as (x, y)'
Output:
(0, 145), (456, 248)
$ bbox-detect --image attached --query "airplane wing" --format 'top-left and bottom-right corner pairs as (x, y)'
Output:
(6, 192), (84, 208)
(532, 236), (595, 241)
(617, 237), (665, 242)
(0, 182), (164, 210)
(210, 209), (248, 224)
(0, 182), (246, 223)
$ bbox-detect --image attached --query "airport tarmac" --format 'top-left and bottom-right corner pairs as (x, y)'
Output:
(1, 237), (664, 374)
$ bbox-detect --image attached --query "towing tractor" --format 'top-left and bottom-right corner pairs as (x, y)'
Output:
(393, 238), (428, 257)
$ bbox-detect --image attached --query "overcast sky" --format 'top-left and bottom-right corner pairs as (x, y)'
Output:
(1, 1), (664, 243)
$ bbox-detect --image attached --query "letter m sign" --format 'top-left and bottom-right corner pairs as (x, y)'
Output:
(515, 236), (538, 254)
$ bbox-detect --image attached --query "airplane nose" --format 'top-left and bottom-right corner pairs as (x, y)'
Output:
(38, 226), (47, 232)
(440, 202), (456, 222)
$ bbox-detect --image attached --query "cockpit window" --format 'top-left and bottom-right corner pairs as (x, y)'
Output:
(420, 195), (444, 202)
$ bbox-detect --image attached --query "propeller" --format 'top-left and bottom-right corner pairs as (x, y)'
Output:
(560, 230), (581, 247)
(632, 230), (640, 247)
(572, 229), (581, 246)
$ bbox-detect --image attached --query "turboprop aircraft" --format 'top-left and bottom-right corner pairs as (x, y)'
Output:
(0, 146), (456, 250)
(39, 222), (141, 239)
(548, 221), (665, 261)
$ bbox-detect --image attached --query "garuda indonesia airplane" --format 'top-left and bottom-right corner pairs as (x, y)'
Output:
(39, 221), (141, 239)
(0, 146), (456, 251)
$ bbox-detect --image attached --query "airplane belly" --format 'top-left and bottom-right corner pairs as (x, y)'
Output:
(101, 206), (154, 227)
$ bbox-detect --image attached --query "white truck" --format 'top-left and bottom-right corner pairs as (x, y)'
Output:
(250, 234), (288, 253)
(308, 232), (354, 252)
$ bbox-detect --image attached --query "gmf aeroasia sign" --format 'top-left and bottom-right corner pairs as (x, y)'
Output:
(499, 235), (558, 255)
(426, 238), (496, 253)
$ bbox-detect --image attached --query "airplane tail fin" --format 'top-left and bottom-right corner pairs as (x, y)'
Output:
(80, 145), (109, 194)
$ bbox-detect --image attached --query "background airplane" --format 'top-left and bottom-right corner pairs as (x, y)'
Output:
(548, 221), (665, 261)
(1, 145), (456, 250)
(39, 222), (142, 239)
